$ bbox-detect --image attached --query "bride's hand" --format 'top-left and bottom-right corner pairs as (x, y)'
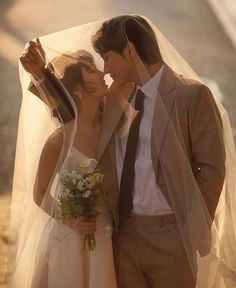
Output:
(62, 217), (97, 234)
(75, 217), (97, 235)
(20, 38), (46, 80)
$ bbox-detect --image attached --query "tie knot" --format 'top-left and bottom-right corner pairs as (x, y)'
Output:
(135, 89), (145, 110)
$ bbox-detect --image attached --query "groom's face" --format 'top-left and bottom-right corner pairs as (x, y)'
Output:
(101, 46), (134, 85)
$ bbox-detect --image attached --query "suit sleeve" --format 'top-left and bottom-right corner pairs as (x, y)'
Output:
(188, 84), (226, 220)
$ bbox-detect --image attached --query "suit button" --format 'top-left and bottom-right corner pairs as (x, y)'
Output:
(106, 192), (109, 195)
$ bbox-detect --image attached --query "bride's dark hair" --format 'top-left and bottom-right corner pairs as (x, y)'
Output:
(51, 50), (94, 96)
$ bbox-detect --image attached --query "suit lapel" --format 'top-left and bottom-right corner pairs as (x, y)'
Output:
(151, 64), (177, 171)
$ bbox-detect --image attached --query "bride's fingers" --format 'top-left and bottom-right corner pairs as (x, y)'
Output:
(76, 225), (96, 232)
(24, 41), (36, 49)
(25, 41), (38, 55)
(29, 46), (40, 56)
(20, 57), (34, 73)
(62, 218), (96, 232)
(77, 221), (96, 228)
(36, 38), (42, 47)
(76, 222), (97, 230)
(25, 51), (38, 63)
(78, 227), (97, 235)
(19, 54), (28, 63)
(78, 225), (97, 231)
(36, 38), (45, 58)
(75, 217), (96, 225)
(75, 220), (97, 234)
(26, 42), (41, 56)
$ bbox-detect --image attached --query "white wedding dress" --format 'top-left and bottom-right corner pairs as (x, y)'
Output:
(31, 146), (117, 288)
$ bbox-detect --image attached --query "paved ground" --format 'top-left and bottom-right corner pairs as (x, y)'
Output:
(0, 0), (236, 286)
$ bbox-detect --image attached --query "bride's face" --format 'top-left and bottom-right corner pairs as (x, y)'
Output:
(79, 64), (109, 99)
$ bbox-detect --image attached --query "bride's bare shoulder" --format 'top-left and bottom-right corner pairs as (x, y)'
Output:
(42, 120), (75, 156)
(41, 126), (64, 160)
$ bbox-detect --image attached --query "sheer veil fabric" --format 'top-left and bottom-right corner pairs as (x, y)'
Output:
(10, 16), (236, 287)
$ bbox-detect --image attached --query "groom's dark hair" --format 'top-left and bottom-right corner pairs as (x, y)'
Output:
(92, 15), (163, 65)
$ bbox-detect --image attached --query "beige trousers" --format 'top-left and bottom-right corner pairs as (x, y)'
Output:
(113, 214), (196, 288)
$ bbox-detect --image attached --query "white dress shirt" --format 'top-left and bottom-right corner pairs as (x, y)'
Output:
(115, 65), (173, 216)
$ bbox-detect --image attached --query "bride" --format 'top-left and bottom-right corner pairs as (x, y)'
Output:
(13, 46), (117, 287)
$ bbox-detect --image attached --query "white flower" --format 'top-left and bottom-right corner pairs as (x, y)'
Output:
(82, 190), (91, 198)
(76, 173), (83, 180)
(94, 174), (104, 183)
(77, 159), (98, 173)
(78, 159), (91, 173)
(71, 170), (77, 177)
(77, 182), (84, 191)
(87, 159), (98, 173)
(61, 187), (70, 197)
(86, 176), (96, 188)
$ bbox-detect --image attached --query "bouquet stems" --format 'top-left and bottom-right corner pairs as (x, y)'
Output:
(83, 233), (96, 251)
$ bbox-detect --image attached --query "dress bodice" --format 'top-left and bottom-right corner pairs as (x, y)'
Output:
(68, 146), (92, 170)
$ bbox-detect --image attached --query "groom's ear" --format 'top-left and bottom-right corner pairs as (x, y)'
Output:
(127, 41), (139, 59)
(123, 43), (134, 61)
(123, 42), (138, 62)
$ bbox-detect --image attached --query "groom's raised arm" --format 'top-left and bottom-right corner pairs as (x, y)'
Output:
(189, 84), (226, 220)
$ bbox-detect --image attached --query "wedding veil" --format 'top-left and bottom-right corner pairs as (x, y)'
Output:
(9, 15), (236, 287)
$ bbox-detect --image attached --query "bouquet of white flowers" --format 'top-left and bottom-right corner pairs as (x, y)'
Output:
(57, 158), (104, 251)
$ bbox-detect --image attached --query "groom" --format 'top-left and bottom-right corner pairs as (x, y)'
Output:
(92, 15), (225, 288)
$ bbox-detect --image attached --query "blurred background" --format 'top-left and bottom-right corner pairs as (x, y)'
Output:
(0, 0), (236, 286)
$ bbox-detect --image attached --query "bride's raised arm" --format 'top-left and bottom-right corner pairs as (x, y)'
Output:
(20, 39), (75, 124)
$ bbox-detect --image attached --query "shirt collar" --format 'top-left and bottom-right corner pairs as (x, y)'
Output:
(137, 65), (164, 99)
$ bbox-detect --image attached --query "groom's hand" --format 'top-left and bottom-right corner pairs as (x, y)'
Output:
(20, 38), (46, 80)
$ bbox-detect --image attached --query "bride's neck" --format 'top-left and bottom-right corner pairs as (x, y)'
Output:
(77, 97), (102, 127)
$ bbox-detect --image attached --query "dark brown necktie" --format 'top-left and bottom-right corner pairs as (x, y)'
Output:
(119, 89), (145, 217)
